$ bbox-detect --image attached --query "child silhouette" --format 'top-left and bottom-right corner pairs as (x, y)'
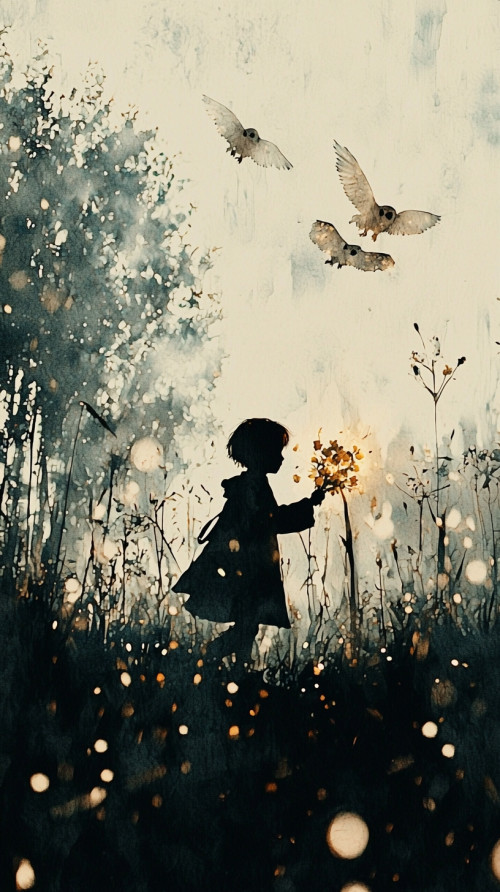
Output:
(173, 418), (324, 667)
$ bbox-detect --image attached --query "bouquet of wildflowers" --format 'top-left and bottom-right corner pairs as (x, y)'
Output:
(309, 437), (363, 494)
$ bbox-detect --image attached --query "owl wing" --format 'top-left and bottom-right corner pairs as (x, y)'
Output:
(309, 220), (344, 259)
(345, 244), (395, 272)
(202, 94), (245, 150)
(247, 137), (292, 170)
(385, 209), (441, 236)
(333, 140), (378, 217)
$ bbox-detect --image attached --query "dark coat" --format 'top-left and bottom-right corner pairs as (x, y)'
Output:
(172, 471), (315, 627)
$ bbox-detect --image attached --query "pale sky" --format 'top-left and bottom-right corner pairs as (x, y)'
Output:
(2, 0), (499, 474)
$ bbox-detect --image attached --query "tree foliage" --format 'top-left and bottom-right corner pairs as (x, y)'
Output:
(0, 40), (220, 450)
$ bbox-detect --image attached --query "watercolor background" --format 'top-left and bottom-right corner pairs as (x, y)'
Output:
(1, 4), (500, 891)
(2, 0), (498, 474)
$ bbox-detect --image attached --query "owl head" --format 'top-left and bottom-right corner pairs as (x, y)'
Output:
(379, 205), (396, 223)
(242, 128), (260, 142)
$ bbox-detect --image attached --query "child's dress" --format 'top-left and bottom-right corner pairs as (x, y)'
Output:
(172, 471), (315, 627)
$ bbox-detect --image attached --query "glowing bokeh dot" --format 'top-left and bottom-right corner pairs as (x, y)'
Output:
(178, 725), (189, 735)
(30, 773), (49, 793)
(120, 672), (132, 687)
(100, 769), (114, 783)
(89, 787), (107, 807)
(227, 682), (239, 694)
(465, 559), (487, 585)
(441, 743), (455, 759)
(421, 721), (438, 739)
(490, 839), (500, 879)
(326, 812), (370, 859)
(130, 437), (163, 472)
(94, 739), (108, 753)
(15, 859), (35, 890)
(341, 883), (371, 892)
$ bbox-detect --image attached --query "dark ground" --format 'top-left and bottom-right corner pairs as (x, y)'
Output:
(1, 593), (500, 892)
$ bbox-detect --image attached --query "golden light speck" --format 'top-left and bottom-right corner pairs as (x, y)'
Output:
(156, 672), (165, 685)
(341, 883), (371, 892)
(326, 812), (369, 859)
(421, 721), (438, 739)
(100, 769), (114, 783)
(40, 198), (50, 209)
(178, 724), (189, 735)
(490, 839), (500, 879)
(120, 672), (132, 687)
(15, 858), (35, 890)
(227, 682), (239, 694)
(169, 641), (179, 650)
(30, 773), (50, 793)
(228, 725), (240, 739)
(3, 303), (12, 314)
(168, 605), (178, 615)
(441, 743), (455, 759)
(93, 686), (101, 695)
(193, 673), (202, 685)
(152, 794), (163, 808)
(180, 761), (191, 775)
(453, 593), (462, 604)
(89, 787), (107, 807)
(94, 739), (108, 754)
(217, 567), (226, 577)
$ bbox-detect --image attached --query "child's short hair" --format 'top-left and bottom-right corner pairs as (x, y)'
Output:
(227, 418), (290, 467)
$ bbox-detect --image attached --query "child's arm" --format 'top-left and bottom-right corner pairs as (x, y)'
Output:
(272, 491), (324, 535)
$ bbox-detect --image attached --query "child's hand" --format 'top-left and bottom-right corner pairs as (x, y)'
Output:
(310, 488), (325, 506)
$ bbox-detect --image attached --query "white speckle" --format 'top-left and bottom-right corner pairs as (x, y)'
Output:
(30, 773), (49, 793)
(326, 812), (369, 859)
(446, 508), (461, 529)
(465, 559), (488, 585)
(422, 721), (438, 739)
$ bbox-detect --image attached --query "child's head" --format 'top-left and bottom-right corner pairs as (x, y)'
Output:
(227, 418), (290, 472)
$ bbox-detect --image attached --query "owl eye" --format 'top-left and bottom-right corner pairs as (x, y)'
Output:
(350, 249), (358, 256)
(243, 129), (256, 140)
(385, 210), (394, 220)
(379, 208), (385, 217)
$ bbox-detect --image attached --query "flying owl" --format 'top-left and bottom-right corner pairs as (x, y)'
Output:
(202, 95), (292, 170)
(309, 220), (395, 271)
(333, 140), (440, 241)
